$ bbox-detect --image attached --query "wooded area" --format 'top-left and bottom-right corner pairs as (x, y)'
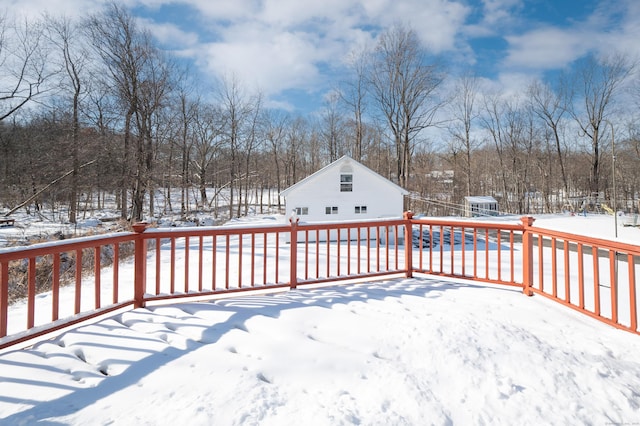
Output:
(1, 4), (639, 223)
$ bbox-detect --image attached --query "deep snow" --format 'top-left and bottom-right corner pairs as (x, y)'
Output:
(0, 212), (639, 425)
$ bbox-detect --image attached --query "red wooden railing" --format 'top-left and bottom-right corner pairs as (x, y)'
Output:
(409, 215), (528, 288)
(0, 233), (138, 349)
(525, 223), (639, 334)
(1, 214), (638, 350)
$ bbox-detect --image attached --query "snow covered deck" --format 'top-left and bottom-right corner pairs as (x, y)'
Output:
(1, 276), (640, 424)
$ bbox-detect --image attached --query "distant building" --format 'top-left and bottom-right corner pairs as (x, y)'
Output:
(464, 196), (499, 217)
(280, 156), (408, 241)
(281, 155), (408, 222)
(427, 170), (454, 184)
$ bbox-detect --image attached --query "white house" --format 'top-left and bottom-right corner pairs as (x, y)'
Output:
(464, 195), (499, 217)
(280, 156), (408, 241)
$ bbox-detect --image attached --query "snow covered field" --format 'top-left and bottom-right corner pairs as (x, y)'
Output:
(1, 213), (640, 425)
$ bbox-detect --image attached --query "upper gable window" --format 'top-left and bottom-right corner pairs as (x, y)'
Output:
(340, 174), (353, 192)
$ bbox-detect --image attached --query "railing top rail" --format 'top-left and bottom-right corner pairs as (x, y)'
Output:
(0, 232), (136, 261)
(410, 217), (525, 232)
(142, 223), (292, 238)
(296, 217), (406, 231)
(139, 216), (409, 238)
(529, 225), (640, 254)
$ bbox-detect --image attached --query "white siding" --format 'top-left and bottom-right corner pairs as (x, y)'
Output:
(283, 157), (406, 223)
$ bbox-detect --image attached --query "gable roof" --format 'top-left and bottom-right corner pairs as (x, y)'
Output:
(280, 155), (408, 197)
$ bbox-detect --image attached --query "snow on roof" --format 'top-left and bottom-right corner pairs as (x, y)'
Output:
(465, 195), (498, 204)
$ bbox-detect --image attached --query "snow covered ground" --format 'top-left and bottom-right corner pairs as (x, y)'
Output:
(524, 211), (640, 244)
(1, 212), (640, 425)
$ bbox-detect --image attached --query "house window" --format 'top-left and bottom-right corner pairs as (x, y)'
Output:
(295, 207), (308, 215)
(340, 174), (353, 192)
(325, 206), (338, 214)
(355, 206), (367, 214)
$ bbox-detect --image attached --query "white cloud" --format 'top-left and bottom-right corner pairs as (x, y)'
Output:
(140, 19), (200, 50)
(393, 0), (470, 52)
(4, 0), (638, 114)
(503, 27), (591, 71)
(200, 27), (324, 96)
(4, 0), (110, 19)
(2, 0), (474, 111)
(479, 0), (522, 26)
(501, 0), (640, 75)
(259, 0), (360, 28)
(594, 0), (640, 60)
(183, 0), (472, 105)
(179, 0), (261, 22)
(493, 71), (537, 98)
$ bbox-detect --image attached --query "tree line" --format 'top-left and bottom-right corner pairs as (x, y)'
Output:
(1, 3), (639, 224)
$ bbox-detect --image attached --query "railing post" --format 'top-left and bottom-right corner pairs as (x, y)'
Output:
(132, 222), (148, 308)
(289, 213), (299, 289)
(404, 211), (414, 278)
(0, 261), (8, 338)
(520, 216), (535, 296)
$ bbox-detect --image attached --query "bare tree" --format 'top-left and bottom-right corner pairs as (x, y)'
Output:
(134, 50), (172, 220)
(86, 4), (137, 219)
(340, 48), (369, 161)
(217, 74), (260, 218)
(180, 96), (195, 216)
(284, 116), (309, 186)
(262, 110), (289, 210)
(0, 14), (52, 122)
(447, 72), (481, 197)
(528, 79), (570, 200)
(240, 92), (262, 216)
(86, 3), (168, 221)
(613, 125), (640, 212)
(368, 24), (445, 189)
(567, 53), (635, 196)
(481, 93), (536, 213)
(46, 15), (90, 223)
(191, 102), (225, 209)
(320, 91), (344, 162)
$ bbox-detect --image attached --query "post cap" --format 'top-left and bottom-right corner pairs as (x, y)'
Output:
(520, 216), (535, 227)
(132, 222), (149, 233)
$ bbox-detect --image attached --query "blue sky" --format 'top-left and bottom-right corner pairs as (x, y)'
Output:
(7, 0), (640, 113)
